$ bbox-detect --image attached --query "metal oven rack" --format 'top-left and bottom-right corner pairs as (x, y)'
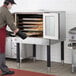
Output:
(14, 12), (43, 37)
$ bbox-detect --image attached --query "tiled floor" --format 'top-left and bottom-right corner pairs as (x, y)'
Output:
(6, 59), (76, 76)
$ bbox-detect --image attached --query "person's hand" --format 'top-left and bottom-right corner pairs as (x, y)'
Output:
(14, 28), (19, 35)
(16, 30), (27, 39)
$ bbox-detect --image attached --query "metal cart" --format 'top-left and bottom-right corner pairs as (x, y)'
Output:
(69, 27), (76, 72)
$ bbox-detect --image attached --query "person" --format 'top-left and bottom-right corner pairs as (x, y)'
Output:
(0, 0), (27, 75)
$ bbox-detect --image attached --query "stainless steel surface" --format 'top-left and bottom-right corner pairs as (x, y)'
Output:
(47, 11), (66, 41)
(17, 63), (20, 69)
(33, 57), (36, 62)
(59, 11), (66, 41)
(69, 27), (76, 34)
(69, 27), (76, 41)
(71, 49), (76, 72)
(72, 64), (74, 72)
(15, 37), (49, 45)
(47, 67), (51, 73)
(14, 12), (66, 41)
(61, 60), (64, 64)
(68, 27), (76, 72)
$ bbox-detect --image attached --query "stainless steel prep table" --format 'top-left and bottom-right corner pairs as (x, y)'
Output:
(15, 37), (64, 70)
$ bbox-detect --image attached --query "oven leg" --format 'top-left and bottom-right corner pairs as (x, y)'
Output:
(33, 44), (36, 62)
(47, 45), (51, 71)
(72, 65), (74, 72)
(17, 43), (21, 68)
(61, 41), (64, 64)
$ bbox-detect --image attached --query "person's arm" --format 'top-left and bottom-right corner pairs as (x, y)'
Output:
(4, 10), (18, 32)
(4, 10), (27, 39)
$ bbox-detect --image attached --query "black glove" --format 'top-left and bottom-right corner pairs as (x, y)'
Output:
(16, 30), (27, 39)
(6, 31), (16, 37)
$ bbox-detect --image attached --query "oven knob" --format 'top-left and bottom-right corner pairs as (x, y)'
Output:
(72, 36), (74, 39)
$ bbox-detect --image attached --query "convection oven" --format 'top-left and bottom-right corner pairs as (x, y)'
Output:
(6, 11), (66, 69)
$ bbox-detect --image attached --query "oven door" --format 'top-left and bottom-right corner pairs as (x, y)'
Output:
(43, 13), (59, 40)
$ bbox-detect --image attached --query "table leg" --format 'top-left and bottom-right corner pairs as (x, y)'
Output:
(47, 45), (51, 71)
(33, 44), (36, 62)
(61, 41), (64, 64)
(17, 43), (20, 68)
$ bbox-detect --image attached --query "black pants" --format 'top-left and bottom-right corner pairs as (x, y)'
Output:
(0, 53), (5, 66)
